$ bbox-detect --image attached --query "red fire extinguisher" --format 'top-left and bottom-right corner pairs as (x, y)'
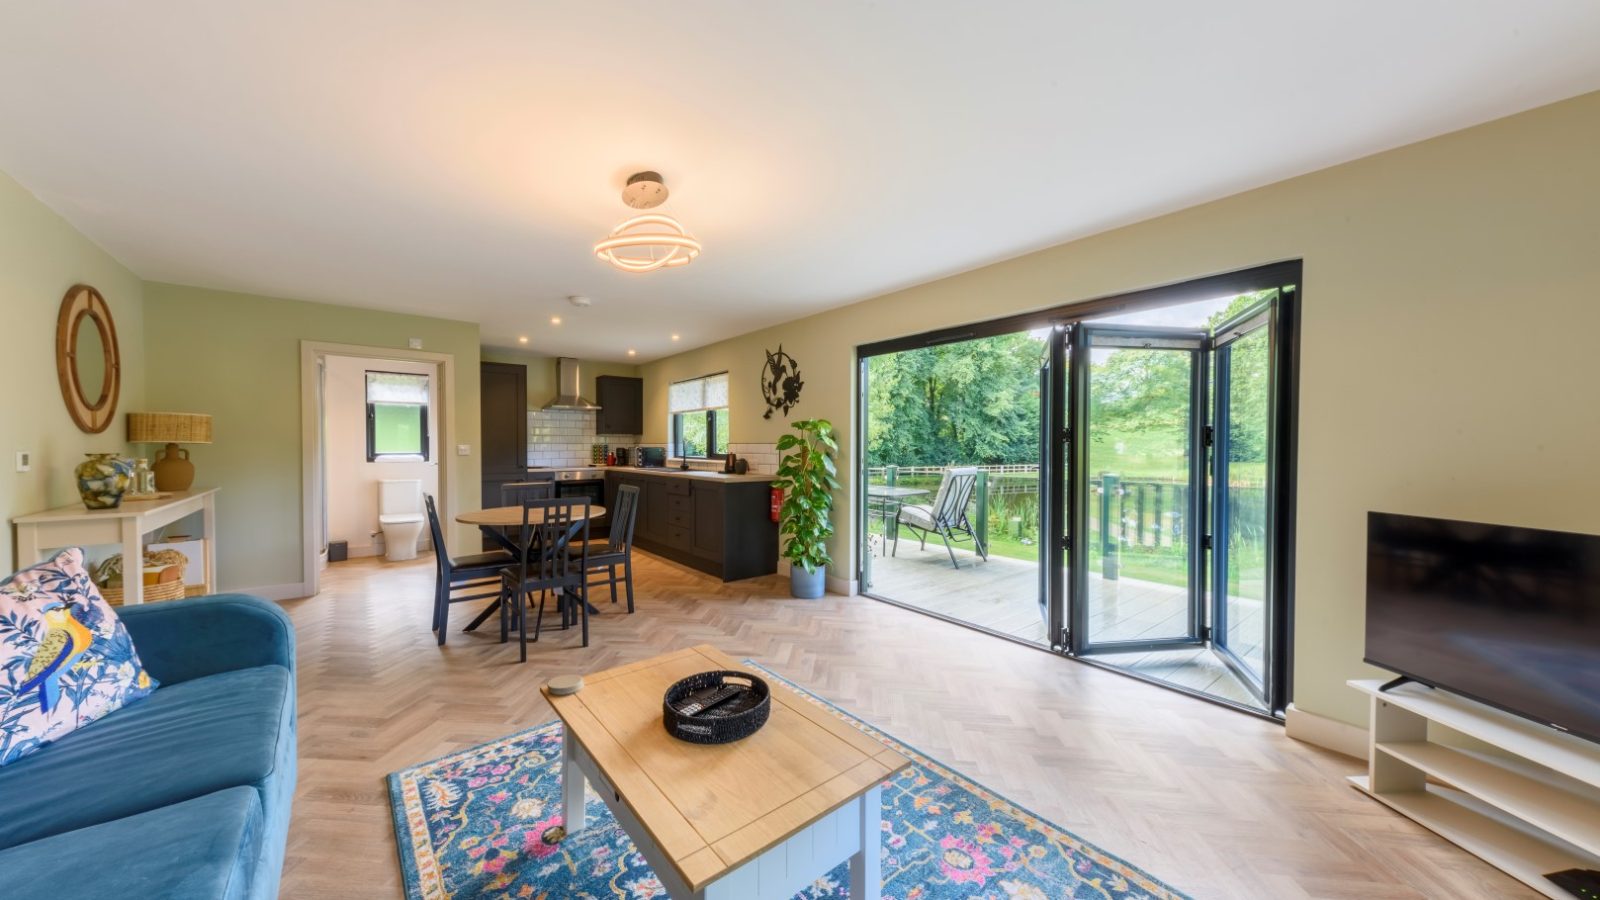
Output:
(770, 487), (783, 523)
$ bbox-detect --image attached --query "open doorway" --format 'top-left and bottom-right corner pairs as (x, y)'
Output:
(857, 262), (1299, 716)
(299, 341), (457, 597)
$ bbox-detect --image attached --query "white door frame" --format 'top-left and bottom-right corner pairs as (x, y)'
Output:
(299, 340), (457, 597)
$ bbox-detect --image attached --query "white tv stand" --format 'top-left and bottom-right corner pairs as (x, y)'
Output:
(1349, 679), (1600, 898)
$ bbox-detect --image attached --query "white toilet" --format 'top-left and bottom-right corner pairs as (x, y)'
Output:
(378, 479), (426, 562)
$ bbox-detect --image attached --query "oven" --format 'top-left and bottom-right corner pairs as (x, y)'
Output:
(556, 478), (608, 535)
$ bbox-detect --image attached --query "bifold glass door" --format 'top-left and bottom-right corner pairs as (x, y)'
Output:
(862, 265), (1298, 714)
(1209, 301), (1276, 699)
(1071, 326), (1208, 655)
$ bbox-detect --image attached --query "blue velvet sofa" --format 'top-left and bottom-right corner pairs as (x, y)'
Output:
(0, 594), (296, 899)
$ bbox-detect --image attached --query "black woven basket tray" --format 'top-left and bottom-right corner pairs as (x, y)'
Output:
(662, 670), (771, 745)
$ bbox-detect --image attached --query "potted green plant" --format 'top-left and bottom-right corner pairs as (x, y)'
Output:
(772, 418), (839, 599)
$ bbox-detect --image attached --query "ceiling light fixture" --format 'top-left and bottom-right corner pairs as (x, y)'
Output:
(671, 333), (681, 341)
(518, 336), (529, 344)
(594, 172), (701, 273)
(551, 316), (561, 325)
(627, 349), (637, 357)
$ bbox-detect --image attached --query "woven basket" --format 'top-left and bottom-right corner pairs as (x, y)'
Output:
(103, 580), (186, 606)
(662, 670), (771, 745)
(98, 548), (190, 606)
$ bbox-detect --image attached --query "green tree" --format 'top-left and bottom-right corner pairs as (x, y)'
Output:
(866, 332), (1045, 467)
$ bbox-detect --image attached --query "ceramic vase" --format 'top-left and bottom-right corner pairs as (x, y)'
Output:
(76, 452), (134, 509)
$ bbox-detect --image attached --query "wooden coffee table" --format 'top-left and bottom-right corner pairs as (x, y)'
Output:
(542, 645), (910, 899)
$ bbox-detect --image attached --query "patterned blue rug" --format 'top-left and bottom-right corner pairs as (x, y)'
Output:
(388, 663), (1189, 900)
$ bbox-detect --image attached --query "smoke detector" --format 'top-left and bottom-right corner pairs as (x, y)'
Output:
(621, 171), (668, 209)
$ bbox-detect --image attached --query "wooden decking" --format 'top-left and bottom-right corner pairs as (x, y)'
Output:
(862, 542), (1266, 709)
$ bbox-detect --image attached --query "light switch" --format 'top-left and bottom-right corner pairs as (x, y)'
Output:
(408, 338), (423, 350)
(457, 444), (471, 456)
(15, 451), (31, 473)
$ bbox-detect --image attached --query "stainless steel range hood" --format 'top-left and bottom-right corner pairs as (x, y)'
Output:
(542, 357), (601, 410)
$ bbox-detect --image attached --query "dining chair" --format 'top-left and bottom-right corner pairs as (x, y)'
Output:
(499, 497), (590, 661)
(500, 480), (555, 505)
(893, 466), (988, 568)
(424, 494), (512, 645)
(495, 481), (554, 550)
(569, 483), (639, 613)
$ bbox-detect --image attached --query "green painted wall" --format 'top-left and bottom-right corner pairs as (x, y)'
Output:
(0, 171), (147, 574)
(640, 89), (1600, 731)
(479, 348), (639, 411)
(143, 284), (481, 592)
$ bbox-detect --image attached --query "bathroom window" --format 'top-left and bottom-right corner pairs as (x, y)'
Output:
(669, 372), (729, 459)
(366, 371), (430, 462)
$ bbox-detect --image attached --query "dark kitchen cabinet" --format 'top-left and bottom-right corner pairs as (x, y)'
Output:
(480, 361), (527, 549)
(690, 483), (725, 559)
(595, 376), (644, 435)
(645, 479), (670, 541)
(606, 471), (776, 581)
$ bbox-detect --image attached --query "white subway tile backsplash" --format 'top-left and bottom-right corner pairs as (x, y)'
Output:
(525, 408), (642, 467)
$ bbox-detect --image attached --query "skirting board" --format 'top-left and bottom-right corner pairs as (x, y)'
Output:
(1285, 703), (1367, 759)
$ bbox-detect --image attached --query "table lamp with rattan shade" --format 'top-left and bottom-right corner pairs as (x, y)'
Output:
(127, 412), (213, 491)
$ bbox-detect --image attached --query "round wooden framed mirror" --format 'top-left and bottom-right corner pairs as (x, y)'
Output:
(55, 284), (121, 434)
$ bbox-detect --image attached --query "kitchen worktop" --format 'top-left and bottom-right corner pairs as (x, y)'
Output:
(605, 467), (775, 484)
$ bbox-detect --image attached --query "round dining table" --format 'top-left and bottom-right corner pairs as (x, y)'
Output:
(457, 504), (609, 621)
(456, 504), (607, 531)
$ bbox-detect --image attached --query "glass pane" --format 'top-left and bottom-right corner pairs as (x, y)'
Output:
(1220, 327), (1270, 680)
(712, 408), (729, 454)
(861, 330), (1048, 643)
(372, 403), (424, 456)
(1084, 340), (1195, 644)
(678, 413), (708, 457)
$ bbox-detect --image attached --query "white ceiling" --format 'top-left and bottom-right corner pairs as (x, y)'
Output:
(3, 3), (1598, 362)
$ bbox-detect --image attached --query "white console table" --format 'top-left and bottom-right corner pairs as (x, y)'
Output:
(1349, 678), (1600, 898)
(12, 488), (217, 605)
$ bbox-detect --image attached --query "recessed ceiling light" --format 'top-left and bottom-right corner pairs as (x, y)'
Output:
(627, 349), (637, 357)
(551, 316), (562, 325)
(671, 333), (681, 341)
(518, 336), (529, 344)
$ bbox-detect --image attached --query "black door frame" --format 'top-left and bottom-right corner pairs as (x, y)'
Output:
(856, 261), (1301, 717)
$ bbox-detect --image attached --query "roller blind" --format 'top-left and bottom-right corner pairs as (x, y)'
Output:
(366, 371), (430, 405)
(669, 372), (729, 413)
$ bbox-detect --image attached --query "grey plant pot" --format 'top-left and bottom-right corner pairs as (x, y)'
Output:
(790, 564), (827, 599)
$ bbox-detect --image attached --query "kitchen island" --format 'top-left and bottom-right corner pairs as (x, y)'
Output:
(604, 468), (777, 581)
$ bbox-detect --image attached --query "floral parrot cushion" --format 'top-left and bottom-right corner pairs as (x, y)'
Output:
(0, 548), (158, 765)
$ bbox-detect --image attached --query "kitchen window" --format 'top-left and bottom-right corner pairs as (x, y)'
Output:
(366, 371), (430, 462)
(669, 372), (729, 459)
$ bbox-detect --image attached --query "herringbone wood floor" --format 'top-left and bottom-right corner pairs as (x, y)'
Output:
(280, 552), (1532, 899)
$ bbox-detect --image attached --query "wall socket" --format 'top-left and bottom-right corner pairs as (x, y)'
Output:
(15, 451), (31, 473)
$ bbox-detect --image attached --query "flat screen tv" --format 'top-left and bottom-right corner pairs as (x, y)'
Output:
(1365, 512), (1600, 745)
